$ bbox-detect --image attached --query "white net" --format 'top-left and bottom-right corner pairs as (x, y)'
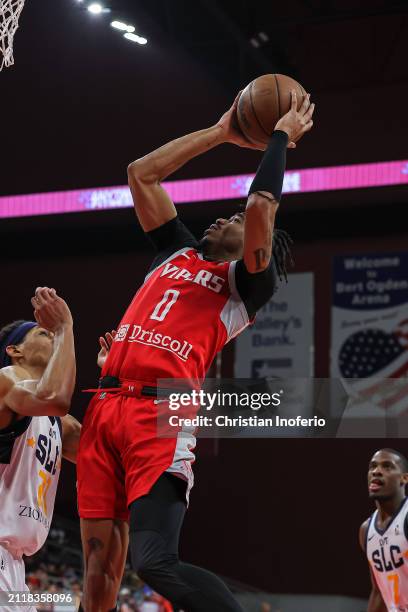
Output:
(0, 0), (25, 70)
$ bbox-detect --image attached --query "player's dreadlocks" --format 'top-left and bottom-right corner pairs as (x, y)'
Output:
(272, 228), (294, 282)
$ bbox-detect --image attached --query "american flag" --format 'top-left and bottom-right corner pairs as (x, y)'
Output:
(338, 321), (408, 413)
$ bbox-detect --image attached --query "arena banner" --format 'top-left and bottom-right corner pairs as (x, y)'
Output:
(331, 252), (408, 427)
(234, 272), (314, 379)
(0, 159), (407, 219)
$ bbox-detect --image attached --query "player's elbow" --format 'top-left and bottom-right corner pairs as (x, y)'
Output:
(127, 160), (158, 185)
(127, 160), (142, 184)
(127, 160), (142, 178)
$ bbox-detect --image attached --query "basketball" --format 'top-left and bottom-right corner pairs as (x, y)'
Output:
(237, 74), (307, 147)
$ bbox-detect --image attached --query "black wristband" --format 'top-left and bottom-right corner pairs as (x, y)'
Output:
(248, 130), (288, 202)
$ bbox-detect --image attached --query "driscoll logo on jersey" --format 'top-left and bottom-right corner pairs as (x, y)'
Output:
(115, 324), (193, 362)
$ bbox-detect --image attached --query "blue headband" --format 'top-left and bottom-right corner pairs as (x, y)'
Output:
(0, 322), (38, 368)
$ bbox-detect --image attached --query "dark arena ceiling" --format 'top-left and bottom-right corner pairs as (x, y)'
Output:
(1, 0), (407, 196)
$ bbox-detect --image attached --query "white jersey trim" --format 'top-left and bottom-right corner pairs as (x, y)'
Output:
(219, 261), (251, 342)
(144, 247), (194, 283)
(372, 497), (408, 537)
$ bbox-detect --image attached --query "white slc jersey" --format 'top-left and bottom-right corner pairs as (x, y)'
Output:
(0, 415), (61, 558)
(366, 498), (408, 611)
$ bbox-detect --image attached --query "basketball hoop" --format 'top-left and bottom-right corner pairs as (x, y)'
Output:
(0, 0), (25, 70)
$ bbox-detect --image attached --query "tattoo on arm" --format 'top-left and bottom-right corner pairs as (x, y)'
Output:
(253, 248), (268, 270)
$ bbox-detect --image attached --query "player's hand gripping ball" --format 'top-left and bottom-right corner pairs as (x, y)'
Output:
(237, 73), (314, 149)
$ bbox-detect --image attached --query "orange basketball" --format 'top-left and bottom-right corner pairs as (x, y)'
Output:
(237, 74), (306, 147)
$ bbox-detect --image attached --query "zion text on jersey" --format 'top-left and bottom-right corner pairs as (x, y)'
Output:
(18, 504), (50, 529)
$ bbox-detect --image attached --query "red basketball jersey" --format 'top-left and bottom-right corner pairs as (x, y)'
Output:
(102, 246), (251, 385)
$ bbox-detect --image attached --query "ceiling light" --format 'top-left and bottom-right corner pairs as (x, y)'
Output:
(111, 20), (128, 31)
(88, 3), (103, 14)
(111, 20), (135, 33)
(124, 32), (147, 45)
(87, 3), (110, 13)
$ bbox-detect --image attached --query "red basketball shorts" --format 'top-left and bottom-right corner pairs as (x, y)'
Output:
(77, 385), (180, 521)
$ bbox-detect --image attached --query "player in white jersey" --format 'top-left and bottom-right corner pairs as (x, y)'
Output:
(0, 287), (78, 611)
(360, 448), (408, 612)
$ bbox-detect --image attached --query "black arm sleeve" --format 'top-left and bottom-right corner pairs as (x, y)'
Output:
(146, 216), (199, 273)
(234, 257), (278, 319)
(248, 130), (288, 202)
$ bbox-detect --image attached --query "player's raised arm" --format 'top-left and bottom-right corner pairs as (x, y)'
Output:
(243, 90), (314, 273)
(1, 288), (76, 417)
(127, 93), (261, 232)
(359, 521), (387, 612)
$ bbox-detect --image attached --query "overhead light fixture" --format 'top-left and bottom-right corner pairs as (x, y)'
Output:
(124, 32), (147, 45)
(111, 20), (135, 33)
(250, 31), (269, 48)
(88, 3), (102, 13)
(87, 3), (110, 14)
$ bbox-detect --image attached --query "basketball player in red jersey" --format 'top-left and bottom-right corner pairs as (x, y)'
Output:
(77, 90), (315, 612)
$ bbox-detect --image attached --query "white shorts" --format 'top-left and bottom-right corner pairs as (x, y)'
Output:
(0, 545), (36, 612)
